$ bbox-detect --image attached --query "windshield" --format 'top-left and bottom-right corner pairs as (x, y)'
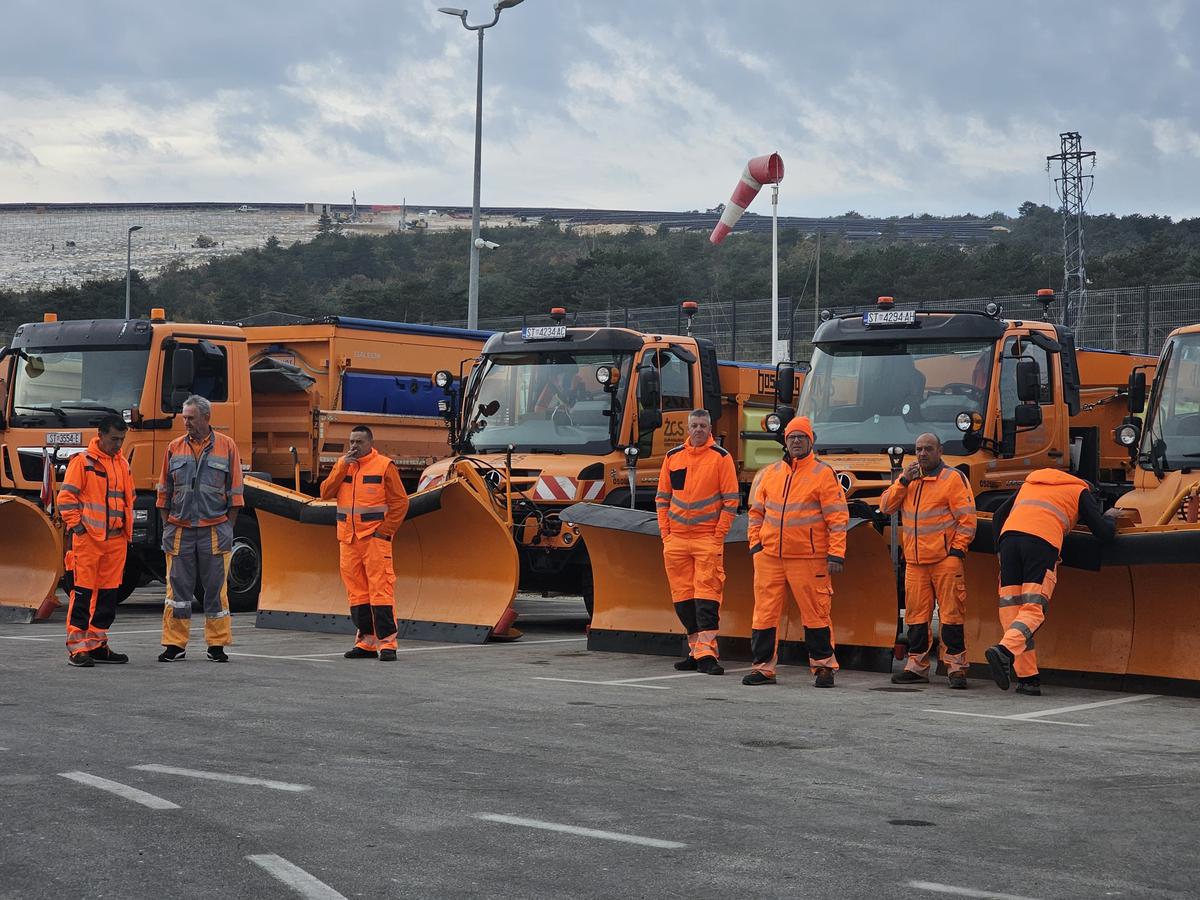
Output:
(797, 339), (995, 454)
(1141, 333), (1200, 470)
(464, 350), (633, 454)
(10, 347), (150, 425)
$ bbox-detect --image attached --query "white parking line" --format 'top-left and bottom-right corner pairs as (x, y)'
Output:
(1008, 693), (1158, 720)
(532, 677), (671, 690)
(608, 666), (754, 684)
(59, 771), (179, 810)
(132, 763), (312, 792)
(0, 635), (57, 642)
(247, 854), (347, 900)
(290, 637), (589, 658)
(228, 652), (334, 663)
(927, 692), (1159, 728)
(475, 813), (686, 849)
(908, 879), (1042, 899)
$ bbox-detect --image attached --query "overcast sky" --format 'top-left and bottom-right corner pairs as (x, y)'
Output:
(2, 0), (1198, 218)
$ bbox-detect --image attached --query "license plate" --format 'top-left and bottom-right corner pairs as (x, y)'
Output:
(45, 432), (82, 446)
(522, 325), (567, 340)
(863, 309), (916, 326)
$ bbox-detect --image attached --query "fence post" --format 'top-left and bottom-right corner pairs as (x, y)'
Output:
(731, 298), (737, 360)
(624, 306), (629, 329)
(1141, 285), (1151, 354)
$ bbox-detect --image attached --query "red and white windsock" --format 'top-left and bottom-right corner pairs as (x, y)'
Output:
(709, 153), (784, 245)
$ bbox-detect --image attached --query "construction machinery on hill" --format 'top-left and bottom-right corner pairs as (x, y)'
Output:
(0, 311), (487, 619)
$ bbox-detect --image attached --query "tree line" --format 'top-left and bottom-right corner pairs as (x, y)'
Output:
(2, 202), (1199, 336)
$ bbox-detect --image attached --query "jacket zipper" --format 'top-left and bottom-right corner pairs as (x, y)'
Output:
(912, 477), (924, 565)
(777, 464), (794, 558)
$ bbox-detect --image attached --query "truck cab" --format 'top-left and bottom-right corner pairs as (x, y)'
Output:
(793, 300), (1154, 511)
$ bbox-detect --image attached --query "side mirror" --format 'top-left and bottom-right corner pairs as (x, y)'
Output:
(1015, 358), (1040, 403)
(1128, 371), (1147, 415)
(172, 347), (195, 390)
(1014, 404), (1043, 428)
(775, 362), (796, 406)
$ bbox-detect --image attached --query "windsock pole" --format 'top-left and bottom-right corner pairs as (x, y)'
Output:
(771, 183), (781, 363)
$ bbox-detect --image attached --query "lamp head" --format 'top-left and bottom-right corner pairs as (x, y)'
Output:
(496, 0), (524, 8)
(129, 225), (143, 233)
(438, 7), (467, 17)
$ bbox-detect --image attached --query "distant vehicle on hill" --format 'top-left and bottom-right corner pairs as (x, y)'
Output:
(235, 205), (258, 213)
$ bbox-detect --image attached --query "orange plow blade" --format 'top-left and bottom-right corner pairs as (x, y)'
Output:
(0, 495), (64, 623)
(250, 463), (519, 643)
(565, 504), (895, 671)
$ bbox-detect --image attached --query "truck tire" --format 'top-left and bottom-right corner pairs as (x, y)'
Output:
(581, 566), (594, 620)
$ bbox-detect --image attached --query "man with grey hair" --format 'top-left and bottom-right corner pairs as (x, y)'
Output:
(156, 394), (245, 662)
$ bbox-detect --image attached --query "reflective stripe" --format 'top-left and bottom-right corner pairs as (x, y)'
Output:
(721, 492), (740, 501)
(669, 492), (722, 511)
(1009, 620), (1036, 640)
(655, 491), (671, 500)
(59, 501), (83, 511)
(360, 512), (385, 522)
(61, 483), (82, 495)
(229, 486), (244, 495)
(1013, 498), (1072, 530)
(668, 509), (722, 526)
(828, 522), (850, 532)
(999, 593), (1049, 608)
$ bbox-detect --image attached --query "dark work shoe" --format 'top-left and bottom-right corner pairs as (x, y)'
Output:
(1015, 676), (1042, 696)
(891, 669), (929, 685)
(344, 647), (378, 659)
(814, 667), (836, 688)
(742, 671), (777, 686)
(378, 649), (397, 662)
(985, 644), (1013, 691)
(90, 645), (128, 664)
(68, 652), (95, 668)
(206, 646), (229, 663)
(158, 645), (186, 663)
(947, 672), (969, 690)
(696, 656), (725, 676)
(673, 656), (699, 671)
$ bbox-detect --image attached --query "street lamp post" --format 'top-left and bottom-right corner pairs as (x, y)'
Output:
(125, 225), (143, 319)
(438, 0), (524, 330)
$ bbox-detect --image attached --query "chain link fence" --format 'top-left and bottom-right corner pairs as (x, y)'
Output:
(438, 282), (1200, 362)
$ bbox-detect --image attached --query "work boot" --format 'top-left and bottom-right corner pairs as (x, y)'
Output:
(673, 656), (699, 671)
(379, 649), (397, 662)
(206, 646), (229, 663)
(984, 644), (1013, 691)
(947, 672), (968, 690)
(891, 669), (929, 685)
(696, 656), (725, 676)
(90, 645), (129, 664)
(158, 645), (186, 663)
(67, 652), (95, 668)
(742, 671), (776, 686)
(344, 647), (378, 659)
(814, 667), (836, 688)
(1015, 676), (1042, 696)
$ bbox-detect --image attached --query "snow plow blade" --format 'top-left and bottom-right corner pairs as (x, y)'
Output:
(0, 496), (64, 623)
(964, 518), (1200, 696)
(565, 503), (893, 671)
(250, 462), (519, 643)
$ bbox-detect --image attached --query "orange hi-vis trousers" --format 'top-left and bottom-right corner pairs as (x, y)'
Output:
(997, 533), (1060, 679)
(663, 533), (725, 660)
(750, 554), (838, 676)
(65, 531), (127, 655)
(340, 532), (398, 652)
(902, 556), (968, 676)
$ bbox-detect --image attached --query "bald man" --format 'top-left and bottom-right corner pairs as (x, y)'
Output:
(879, 433), (976, 688)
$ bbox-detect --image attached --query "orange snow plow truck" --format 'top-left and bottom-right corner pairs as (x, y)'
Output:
(252, 309), (798, 642)
(0, 311), (488, 621)
(569, 298), (1200, 694)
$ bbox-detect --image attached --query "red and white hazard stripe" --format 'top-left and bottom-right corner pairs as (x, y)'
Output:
(533, 476), (576, 501)
(579, 480), (604, 501)
(417, 473), (445, 492)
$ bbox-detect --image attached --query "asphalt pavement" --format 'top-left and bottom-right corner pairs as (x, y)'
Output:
(1, 589), (1198, 899)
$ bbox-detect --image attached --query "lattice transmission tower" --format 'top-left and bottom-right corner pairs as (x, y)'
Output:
(1046, 131), (1096, 328)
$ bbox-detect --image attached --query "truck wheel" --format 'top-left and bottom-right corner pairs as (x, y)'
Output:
(581, 567), (594, 620)
(227, 514), (262, 612)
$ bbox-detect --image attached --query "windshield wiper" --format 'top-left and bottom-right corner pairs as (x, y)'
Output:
(62, 403), (121, 415)
(527, 447), (566, 455)
(817, 447), (862, 455)
(13, 404), (68, 422)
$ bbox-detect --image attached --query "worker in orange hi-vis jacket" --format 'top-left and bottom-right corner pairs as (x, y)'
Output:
(56, 415), (136, 668)
(878, 432), (976, 689)
(321, 424), (409, 662)
(655, 408), (740, 675)
(984, 469), (1119, 696)
(744, 415), (849, 689)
